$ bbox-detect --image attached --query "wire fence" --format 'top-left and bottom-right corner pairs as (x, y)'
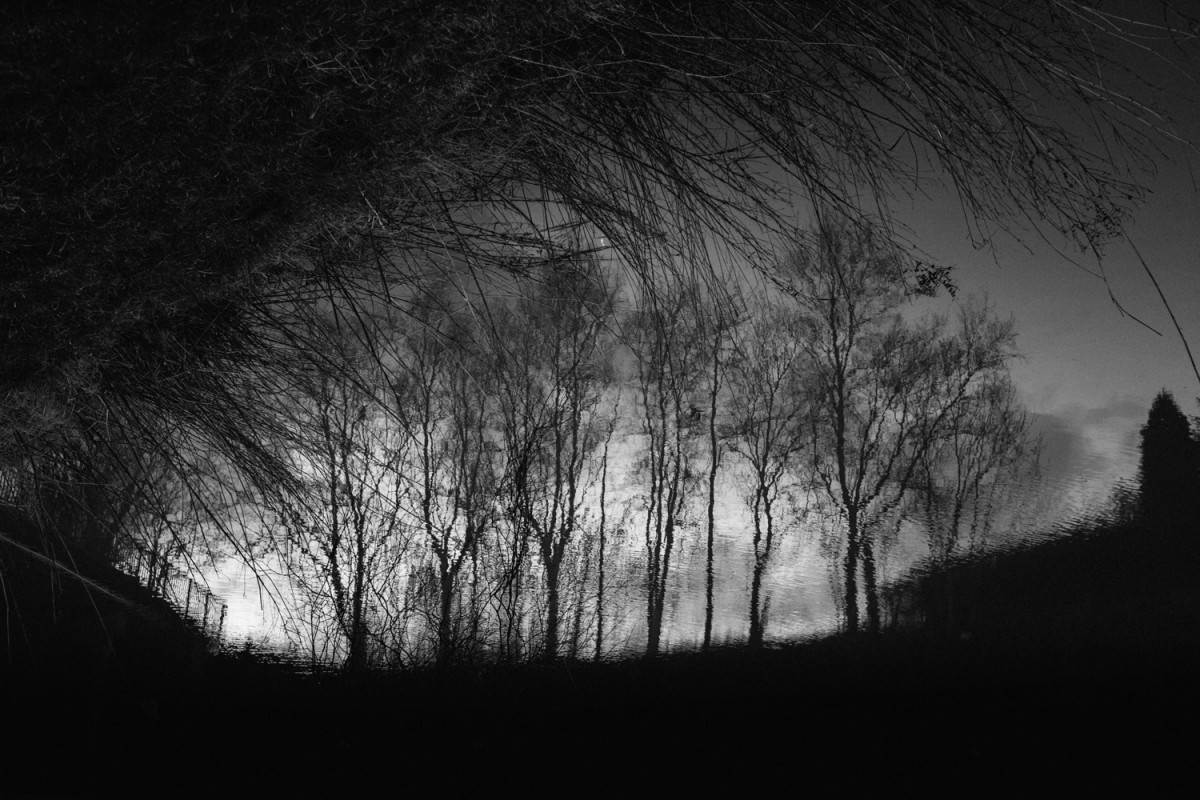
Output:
(113, 538), (227, 641)
(0, 465), (227, 639)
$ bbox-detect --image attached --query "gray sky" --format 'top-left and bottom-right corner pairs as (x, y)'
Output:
(893, 1), (1200, 505)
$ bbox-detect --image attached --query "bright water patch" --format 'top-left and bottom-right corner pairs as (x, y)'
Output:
(203, 417), (1139, 665)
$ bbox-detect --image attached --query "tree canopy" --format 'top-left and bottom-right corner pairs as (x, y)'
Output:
(4, 1), (1193, 472)
(1138, 390), (1199, 526)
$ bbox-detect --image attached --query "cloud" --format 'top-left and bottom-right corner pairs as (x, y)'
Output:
(1028, 410), (1087, 480)
(1027, 398), (1145, 519)
(1081, 397), (1146, 425)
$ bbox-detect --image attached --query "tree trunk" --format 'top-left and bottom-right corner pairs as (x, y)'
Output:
(437, 572), (455, 667)
(748, 556), (766, 649)
(544, 558), (561, 662)
(862, 532), (880, 635)
(844, 510), (860, 634)
(648, 522), (676, 658)
(595, 473), (607, 662)
(703, 326), (721, 651)
(646, 590), (662, 658)
(569, 541), (589, 660)
(645, 526), (674, 659)
(748, 494), (766, 649)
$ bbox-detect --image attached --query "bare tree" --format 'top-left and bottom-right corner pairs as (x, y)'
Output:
(629, 285), (709, 657)
(902, 368), (1038, 637)
(493, 251), (619, 662)
(592, 394), (623, 661)
(701, 311), (732, 652)
(779, 217), (1021, 635)
(723, 305), (812, 648)
(271, 333), (412, 671)
(913, 370), (1037, 564)
(387, 295), (502, 667)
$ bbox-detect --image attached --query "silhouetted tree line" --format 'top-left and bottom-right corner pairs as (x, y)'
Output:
(2, 2), (1195, 671)
(1, 215), (1037, 668)
(275, 219), (1037, 663)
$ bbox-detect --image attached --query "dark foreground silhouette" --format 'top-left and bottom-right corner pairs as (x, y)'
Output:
(4, 515), (1198, 797)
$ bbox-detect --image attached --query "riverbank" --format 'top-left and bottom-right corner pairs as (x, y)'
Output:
(6, 625), (1197, 797)
(5, 516), (1198, 797)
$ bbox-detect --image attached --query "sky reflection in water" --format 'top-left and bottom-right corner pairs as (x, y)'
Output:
(203, 408), (1139, 661)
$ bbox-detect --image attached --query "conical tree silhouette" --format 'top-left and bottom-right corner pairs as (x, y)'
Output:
(1138, 390), (1198, 529)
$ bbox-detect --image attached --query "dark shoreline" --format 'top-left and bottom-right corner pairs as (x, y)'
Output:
(5, 518), (1198, 796)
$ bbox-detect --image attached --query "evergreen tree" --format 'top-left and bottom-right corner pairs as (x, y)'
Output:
(1138, 390), (1199, 528)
